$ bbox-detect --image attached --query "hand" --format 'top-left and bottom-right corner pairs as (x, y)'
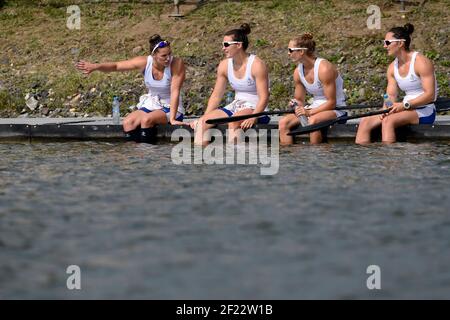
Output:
(240, 117), (257, 130)
(76, 60), (96, 75)
(289, 99), (302, 109)
(189, 120), (199, 129)
(380, 103), (400, 119)
(388, 102), (405, 115)
(170, 119), (187, 126)
(295, 105), (309, 118)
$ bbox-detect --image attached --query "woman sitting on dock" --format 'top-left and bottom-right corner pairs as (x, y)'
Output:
(76, 34), (186, 143)
(189, 23), (270, 146)
(278, 33), (347, 145)
(356, 24), (438, 144)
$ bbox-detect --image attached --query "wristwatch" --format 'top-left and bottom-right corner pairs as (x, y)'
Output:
(403, 101), (411, 110)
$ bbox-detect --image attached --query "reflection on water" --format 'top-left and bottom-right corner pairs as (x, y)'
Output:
(0, 141), (450, 299)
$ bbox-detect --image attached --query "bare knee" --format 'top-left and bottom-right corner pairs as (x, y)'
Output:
(308, 117), (320, 125)
(381, 117), (395, 130)
(123, 117), (138, 131)
(279, 118), (291, 132)
(357, 118), (372, 133)
(141, 116), (154, 128)
(358, 117), (368, 127)
(198, 116), (216, 131)
(228, 121), (240, 130)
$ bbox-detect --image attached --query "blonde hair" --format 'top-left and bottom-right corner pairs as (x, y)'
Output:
(292, 32), (315, 55)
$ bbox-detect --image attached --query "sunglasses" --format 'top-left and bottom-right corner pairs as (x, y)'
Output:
(383, 39), (405, 46)
(151, 41), (170, 55)
(223, 41), (242, 48)
(288, 47), (308, 53)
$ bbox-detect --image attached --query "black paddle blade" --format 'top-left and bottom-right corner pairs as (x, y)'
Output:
(436, 98), (450, 111)
(288, 118), (340, 136)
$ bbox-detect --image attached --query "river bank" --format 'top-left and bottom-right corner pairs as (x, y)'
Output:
(1, 0), (449, 118)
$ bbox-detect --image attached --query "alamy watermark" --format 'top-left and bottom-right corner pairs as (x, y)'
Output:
(367, 5), (381, 30)
(66, 265), (81, 290)
(366, 265), (381, 290)
(171, 129), (280, 176)
(67, 5), (81, 30)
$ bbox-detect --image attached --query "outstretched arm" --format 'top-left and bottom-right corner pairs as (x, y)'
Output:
(76, 56), (148, 75)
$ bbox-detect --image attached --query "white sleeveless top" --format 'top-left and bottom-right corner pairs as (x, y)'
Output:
(394, 51), (438, 110)
(298, 58), (346, 109)
(227, 54), (268, 111)
(143, 55), (184, 114)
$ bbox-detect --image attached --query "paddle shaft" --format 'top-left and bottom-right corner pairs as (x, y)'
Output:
(205, 104), (383, 125)
(289, 105), (450, 136)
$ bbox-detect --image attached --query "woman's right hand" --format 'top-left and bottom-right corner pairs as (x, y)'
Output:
(294, 105), (307, 118)
(289, 99), (301, 109)
(76, 60), (96, 75)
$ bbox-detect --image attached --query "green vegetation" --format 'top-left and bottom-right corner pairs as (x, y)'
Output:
(0, 0), (449, 117)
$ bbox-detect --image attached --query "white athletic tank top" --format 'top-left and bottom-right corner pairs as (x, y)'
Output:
(298, 58), (346, 108)
(394, 51), (438, 109)
(143, 55), (184, 114)
(227, 54), (268, 110)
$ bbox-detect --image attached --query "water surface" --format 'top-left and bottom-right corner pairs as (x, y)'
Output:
(1, 141), (449, 299)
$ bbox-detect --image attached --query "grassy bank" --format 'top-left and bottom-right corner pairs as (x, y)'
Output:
(0, 0), (449, 117)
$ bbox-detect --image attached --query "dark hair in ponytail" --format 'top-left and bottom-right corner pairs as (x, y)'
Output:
(389, 23), (414, 50)
(149, 34), (166, 53)
(224, 23), (251, 50)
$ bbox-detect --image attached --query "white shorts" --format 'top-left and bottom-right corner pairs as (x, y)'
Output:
(415, 104), (435, 118)
(307, 100), (346, 117)
(136, 94), (183, 121)
(219, 100), (270, 124)
(222, 99), (257, 113)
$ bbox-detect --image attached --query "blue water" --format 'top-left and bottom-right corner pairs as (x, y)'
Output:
(1, 141), (450, 299)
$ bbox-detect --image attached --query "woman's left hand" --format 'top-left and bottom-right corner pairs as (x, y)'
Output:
(387, 102), (405, 115)
(240, 118), (257, 130)
(170, 119), (187, 126)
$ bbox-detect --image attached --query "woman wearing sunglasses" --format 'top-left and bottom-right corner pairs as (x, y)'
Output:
(76, 34), (186, 143)
(356, 24), (438, 144)
(190, 23), (270, 145)
(278, 33), (347, 145)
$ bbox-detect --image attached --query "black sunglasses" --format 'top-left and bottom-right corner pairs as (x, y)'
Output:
(288, 47), (307, 54)
(383, 39), (405, 46)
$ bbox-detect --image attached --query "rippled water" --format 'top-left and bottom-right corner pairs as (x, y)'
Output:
(1, 141), (450, 299)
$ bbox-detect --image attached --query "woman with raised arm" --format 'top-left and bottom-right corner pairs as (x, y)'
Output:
(76, 34), (186, 143)
(190, 23), (270, 146)
(356, 24), (438, 144)
(278, 33), (347, 145)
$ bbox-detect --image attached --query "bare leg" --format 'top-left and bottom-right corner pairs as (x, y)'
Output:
(140, 109), (168, 128)
(279, 114), (301, 145)
(381, 111), (419, 144)
(307, 110), (338, 144)
(194, 109), (229, 146)
(139, 110), (168, 143)
(123, 110), (147, 132)
(227, 108), (254, 144)
(355, 115), (383, 145)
